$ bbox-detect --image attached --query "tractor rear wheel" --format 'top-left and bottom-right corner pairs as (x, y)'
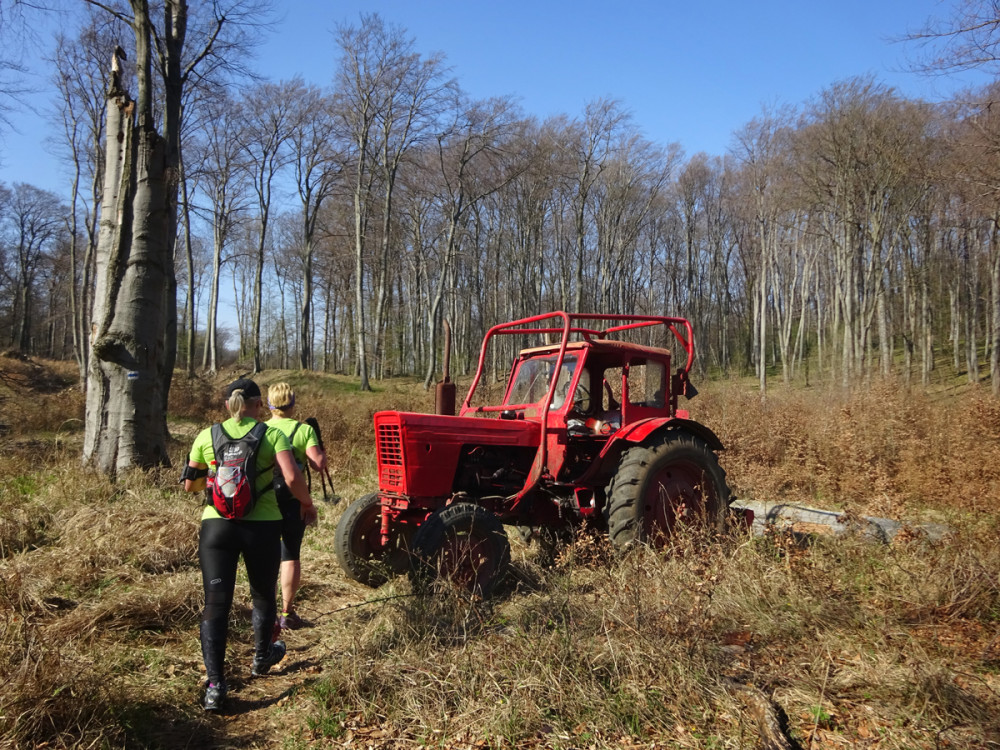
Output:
(335, 493), (410, 587)
(410, 503), (510, 598)
(606, 432), (730, 552)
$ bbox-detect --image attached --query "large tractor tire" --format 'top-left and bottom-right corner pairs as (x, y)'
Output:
(335, 493), (411, 588)
(410, 503), (511, 598)
(606, 432), (731, 552)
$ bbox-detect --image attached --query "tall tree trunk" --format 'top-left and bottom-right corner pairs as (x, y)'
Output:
(67, 160), (89, 384)
(252, 214), (266, 374)
(950, 285), (961, 374)
(17, 274), (31, 353)
(878, 287), (891, 378)
(180, 147), (197, 377)
(300, 234), (314, 370)
(353, 186), (370, 390)
(203, 217), (223, 373)
(757, 231), (767, 399)
(991, 216), (1000, 397)
(84, 28), (172, 474)
(921, 275), (933, 386)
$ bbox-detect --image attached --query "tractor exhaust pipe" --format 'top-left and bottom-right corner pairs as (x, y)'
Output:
(435, 318), (456, 416)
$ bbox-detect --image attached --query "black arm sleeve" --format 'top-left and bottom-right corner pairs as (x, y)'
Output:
(179, 464), (209, 483)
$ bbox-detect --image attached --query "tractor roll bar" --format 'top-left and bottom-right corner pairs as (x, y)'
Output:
(459, 311), (695, 415)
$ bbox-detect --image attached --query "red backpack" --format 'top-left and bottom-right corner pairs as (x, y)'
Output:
(206, 422), (271, 519)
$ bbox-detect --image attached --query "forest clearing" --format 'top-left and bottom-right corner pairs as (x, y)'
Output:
(1, 354), (998, 749)
(4, 2), (1000, 748)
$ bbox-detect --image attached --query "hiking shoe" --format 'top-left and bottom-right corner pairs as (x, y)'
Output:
(203, 681), (227, 711)
(279, 610), (306, 630)
(251, 640), (286, 676)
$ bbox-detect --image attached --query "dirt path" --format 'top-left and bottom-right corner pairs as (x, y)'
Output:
(186, 508), (377, 749)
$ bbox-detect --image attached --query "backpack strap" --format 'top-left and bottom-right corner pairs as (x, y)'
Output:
(247, 421), (273, 500)
(287, 422), (303, 468)
(209, 422), (228, 460)
(206, 423), (226, 507)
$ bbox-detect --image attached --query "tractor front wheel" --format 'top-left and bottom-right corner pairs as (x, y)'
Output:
(335, 493), (410, 587)
(410, 503), (510, 598)
(606, 432), (730, 552)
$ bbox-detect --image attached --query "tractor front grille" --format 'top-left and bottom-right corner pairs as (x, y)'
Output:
(376, 422), (405, 491)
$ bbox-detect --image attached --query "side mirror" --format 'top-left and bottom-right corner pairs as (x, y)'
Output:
(671, 369), (698, 401)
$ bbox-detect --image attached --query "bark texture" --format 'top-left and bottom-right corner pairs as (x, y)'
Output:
(83, 25), (172, 474)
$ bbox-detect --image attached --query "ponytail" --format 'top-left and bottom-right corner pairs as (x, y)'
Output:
(226, 390), (245, 420)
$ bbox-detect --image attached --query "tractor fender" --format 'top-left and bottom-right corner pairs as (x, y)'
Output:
(609, 417), (725, 452)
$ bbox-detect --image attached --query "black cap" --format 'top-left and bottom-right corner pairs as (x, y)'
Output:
(223, 377), (261, 400)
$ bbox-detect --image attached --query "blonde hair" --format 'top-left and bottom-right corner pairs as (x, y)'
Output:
(226, 390), (246, 420)
(267, 382), (295, 418)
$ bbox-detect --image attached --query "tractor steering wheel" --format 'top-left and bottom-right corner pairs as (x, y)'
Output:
(573, 383), (591, 412)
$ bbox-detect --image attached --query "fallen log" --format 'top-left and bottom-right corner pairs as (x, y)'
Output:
(731, 500), (949, 543)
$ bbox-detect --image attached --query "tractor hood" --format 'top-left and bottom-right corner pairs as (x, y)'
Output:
(373, 411), (541, 498)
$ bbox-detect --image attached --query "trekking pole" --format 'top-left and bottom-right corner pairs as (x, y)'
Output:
(305, 417), (338, 502)
(322, 465), (340, 504)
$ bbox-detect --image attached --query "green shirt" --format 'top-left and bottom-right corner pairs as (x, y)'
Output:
(190, 417), (290, 521)
(266, 417), (320, 469)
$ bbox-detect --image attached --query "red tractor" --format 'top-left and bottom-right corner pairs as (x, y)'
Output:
(335, 312), (733, 595)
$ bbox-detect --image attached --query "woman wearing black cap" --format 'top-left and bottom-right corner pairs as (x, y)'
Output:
(181, 378), (318, 712)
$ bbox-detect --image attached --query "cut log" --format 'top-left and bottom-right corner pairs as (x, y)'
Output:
(731, 500), (949, 543)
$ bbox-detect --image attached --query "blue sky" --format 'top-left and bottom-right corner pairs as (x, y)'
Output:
(0, 0), (991, 196)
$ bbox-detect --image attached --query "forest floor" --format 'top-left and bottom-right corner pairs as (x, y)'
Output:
(2, 355), (1000, 749)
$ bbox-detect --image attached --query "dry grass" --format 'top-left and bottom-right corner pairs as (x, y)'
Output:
(299, 521), (1000, 749)
(1, 361), (999, 749)
(697, 379), (1000, 518)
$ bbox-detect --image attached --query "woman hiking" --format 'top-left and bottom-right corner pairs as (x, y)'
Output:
(266, 382), (327, 632)
(182, 378), (318, 712)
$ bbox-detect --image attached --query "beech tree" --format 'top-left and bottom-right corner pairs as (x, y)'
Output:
(50, 12), (130, 382)
(333, 13), (451, 389)
(289, 85), (341, 371)
(906, 0), (1000, 75)
(238, 80), (297, 373)
(0, 0), (28, 138)
(421, 95), (525, 388)
(83, 0), (250, 473)
(197, 90), (250, 373)
(731, 111), (790, 396)
(84, 5), (177, 472)
(0, 183), (66, 352)
(907, 1), (1000, 395)
(566, 99), (628, 313)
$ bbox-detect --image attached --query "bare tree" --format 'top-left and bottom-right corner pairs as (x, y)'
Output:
(50, 11), (129, 381)
(289, 84), (341, 370)
(370, 39), (453, 378)
(84, 4), (178, 472)
(0, 183), (65, 352)
(905, 1), (1000, 395)
(421, 95), (525, 389)
(334, 13), (386, 391)
(905, 0), (1000, 75)
(731, 109), (791, 397)
(237, 79), (296, 373)
(565, 99), (629, 313)
(0, 0), (28, 140)
(195, 90), (250, 373)
(82, 0), (265, 473)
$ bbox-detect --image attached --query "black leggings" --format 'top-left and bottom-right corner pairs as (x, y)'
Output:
(278, 491), (306, 562)
(198, 518), (281, 684)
